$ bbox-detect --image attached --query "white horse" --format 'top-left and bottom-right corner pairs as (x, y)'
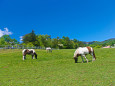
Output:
(73, 46), (96, 63)
(22, 49), (37, 60)
(46, 47), (52, 53)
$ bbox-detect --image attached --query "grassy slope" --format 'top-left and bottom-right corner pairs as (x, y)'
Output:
(0, 48), (114, 86)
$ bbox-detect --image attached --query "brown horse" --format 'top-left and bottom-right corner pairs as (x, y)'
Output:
(73, 47), (96, 63)
(22, 49), (37, 60)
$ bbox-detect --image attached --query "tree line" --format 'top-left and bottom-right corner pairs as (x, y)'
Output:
(0, 30), (115, 49)
(0, 35), (18, 46)
(22, 30), (85, 49)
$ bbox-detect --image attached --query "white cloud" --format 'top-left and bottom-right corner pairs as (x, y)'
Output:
(0, 28), (12, 37)
(19, 36), (23, 42)
(0, 29), (4, 37)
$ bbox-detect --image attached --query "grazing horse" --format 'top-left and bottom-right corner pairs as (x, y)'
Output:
(22, 49), (37, 60)
(73, 46), (96, 63)
(46, 47), (52, 53)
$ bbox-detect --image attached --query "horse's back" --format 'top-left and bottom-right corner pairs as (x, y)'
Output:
(28, 49), (35, 53)
(22, 49), (35, 53)
(77, 47), (89, 54)
(46, 47), (51, 50)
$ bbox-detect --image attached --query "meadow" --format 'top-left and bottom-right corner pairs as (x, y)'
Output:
(0, 48), (114, 86)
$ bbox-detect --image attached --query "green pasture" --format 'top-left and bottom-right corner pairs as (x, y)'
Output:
(0, 48), (114, 86)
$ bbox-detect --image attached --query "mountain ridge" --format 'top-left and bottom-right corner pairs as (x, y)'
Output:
(83, 38), (115, 45)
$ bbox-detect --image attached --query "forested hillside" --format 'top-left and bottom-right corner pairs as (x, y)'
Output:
(0, 30), (115, 49)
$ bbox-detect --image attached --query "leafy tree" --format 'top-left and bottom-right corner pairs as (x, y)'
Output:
(52, 38), (58, 48)
(36, 34), (51, 47)
(61, 36), (70, 48)
(2, 35), (12, 43)
(0, 35), (18, 45)
(27, 42), (34, 47)
(73, 39), (79, 48)
(22, 30), (37, 45)
(77, 41), (86, 47)
(37, 35), (45, 47)
(0, 37), (7, 45)
(94, 45), (102, 48)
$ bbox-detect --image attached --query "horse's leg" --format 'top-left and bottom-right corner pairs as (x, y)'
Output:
(23, 55), (26, 60)
(23, 56), (24, 60)
(32, 54), (35, 59)
(50, 49), (52, 53)
(90, 52), (96, 62)
(82, 55), (88, 63)
(91, 53), (94, 62)
(81, 56), (84, 63)
(34, 52), (37, 59)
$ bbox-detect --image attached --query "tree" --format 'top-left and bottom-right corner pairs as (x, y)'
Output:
(61, 36), (74, 49)
(2, 35), (12, 43)
(0, 35), (18, 45)
(0, 37), (7, 45)
(21, 30), (88, 49)
(27, 42), (34, 47)
(52, 38), (58, 48)
(22, 30), (37, 45)
(77, 41), (86, 47)
(36, 34), (51, 47)
(73, 39), (79, 48)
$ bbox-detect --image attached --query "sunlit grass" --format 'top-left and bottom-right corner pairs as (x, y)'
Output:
(0, 48), (114, 86)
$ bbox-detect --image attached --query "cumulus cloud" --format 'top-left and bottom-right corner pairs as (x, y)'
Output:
(0, 30), (4, 37)
(19, 36), (23, 42)
(0, 28), (12, 37)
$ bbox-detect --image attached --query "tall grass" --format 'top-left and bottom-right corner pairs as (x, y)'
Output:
(0, 48), (114, 86)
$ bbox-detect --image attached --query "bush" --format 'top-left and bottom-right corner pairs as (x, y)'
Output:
(94, 45), (102, 48)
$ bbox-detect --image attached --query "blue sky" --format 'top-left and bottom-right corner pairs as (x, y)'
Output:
(0, 0), (115, 42)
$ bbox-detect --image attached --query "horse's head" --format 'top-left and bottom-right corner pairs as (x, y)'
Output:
(73, 50), (79, 63)
(74, 54), (80, 63)
(23, 49), (28, 56)
(74, 57), (78, 63)
(73, 49), (81, 63)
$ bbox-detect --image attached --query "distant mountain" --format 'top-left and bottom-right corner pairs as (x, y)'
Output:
(102, 38), (115, 44)
(83, 38), (115, 45)
(83, 41), (101, 45)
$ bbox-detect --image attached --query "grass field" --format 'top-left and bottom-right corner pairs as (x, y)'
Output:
(0, 48), (114, 86)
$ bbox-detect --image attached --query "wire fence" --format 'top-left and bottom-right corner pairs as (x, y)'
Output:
(1, 45), (114, 49)
(0, 45), (47, 49)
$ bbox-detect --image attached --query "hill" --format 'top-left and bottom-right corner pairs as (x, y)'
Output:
(84, 38), (115, 46)
(0, 49), (114, 85)
(102, 38), (115, 44)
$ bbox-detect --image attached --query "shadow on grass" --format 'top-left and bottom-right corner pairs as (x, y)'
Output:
(75, 60), (92, 63)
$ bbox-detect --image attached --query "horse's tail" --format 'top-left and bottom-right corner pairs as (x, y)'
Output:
(93, 49), (96, 60)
